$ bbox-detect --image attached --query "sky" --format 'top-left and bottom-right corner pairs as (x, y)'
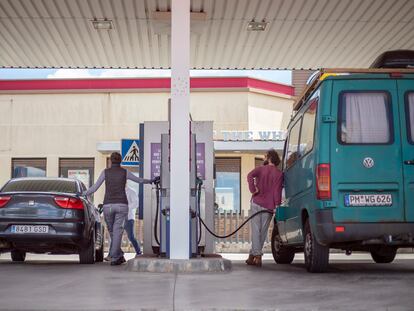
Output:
(0, 68), (292, 85)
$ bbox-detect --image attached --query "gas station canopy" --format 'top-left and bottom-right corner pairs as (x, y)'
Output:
(1, 0), (414, 70)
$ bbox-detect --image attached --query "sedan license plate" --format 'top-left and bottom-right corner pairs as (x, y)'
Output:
(345, 194), (392, 207)
(11, 225), (49, 234)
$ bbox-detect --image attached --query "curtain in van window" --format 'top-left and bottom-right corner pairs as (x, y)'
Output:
(341, 93), (390, 143)
(408, 93), (414, 141)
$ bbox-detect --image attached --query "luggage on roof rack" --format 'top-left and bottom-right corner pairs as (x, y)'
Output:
(293, 67), (414, 111)
(370, 50), (414, 68)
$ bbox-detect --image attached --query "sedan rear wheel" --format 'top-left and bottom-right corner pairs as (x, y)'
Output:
(11, 250), (26, 262)
(95, 226), (104, 263)
(79, 231), (96, 264)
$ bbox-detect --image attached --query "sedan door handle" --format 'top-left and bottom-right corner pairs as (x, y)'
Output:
(404, 160), (414, 165)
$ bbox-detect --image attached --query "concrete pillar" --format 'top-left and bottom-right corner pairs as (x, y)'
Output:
(47, 156), (59, 178)
(0, 156), (11, 186)
(241, 155), (256, 213)
(170, 0), (190, 259)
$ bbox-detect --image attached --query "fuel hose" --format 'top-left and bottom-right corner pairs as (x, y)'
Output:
(153, 181), (160, 246)
(196, 180), (203, 244)
(154, 180), (274, 243)
(195, 178), (274, 239)
(197, 209), (274, 239)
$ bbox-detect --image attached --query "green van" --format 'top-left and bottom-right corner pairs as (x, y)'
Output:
(271, 69), (414, 272)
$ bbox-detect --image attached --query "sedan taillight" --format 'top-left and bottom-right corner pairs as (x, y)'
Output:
(0, 196), (11, 208)
(54, 196), (84, 210)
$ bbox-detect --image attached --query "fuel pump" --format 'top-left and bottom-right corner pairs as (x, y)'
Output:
(154, 133), (200, 258)
(158, 133), (170, 257)
(142, 120), (272, 257)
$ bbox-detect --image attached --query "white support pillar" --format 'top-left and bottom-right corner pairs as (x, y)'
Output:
(170, 0), (190, 259)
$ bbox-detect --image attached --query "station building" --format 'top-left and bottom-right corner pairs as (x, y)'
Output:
(0, 77), (294, 214)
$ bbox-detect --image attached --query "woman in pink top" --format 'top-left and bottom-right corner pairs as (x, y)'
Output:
(246, 149), (283, 267)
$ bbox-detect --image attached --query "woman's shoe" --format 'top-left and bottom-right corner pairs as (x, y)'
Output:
(110, 256), (126, 266)
(245, 254), (255, 265)
(253, 255), (262, 267)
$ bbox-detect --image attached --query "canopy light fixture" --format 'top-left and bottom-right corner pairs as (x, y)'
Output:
(92, 19), (113, 30)
(247, 21), (268, 31)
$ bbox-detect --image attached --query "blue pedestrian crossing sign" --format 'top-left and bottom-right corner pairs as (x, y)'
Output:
(121, 139), (141, 166)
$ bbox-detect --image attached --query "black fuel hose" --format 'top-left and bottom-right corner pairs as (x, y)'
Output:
(153, 182), (160, 246)
(196, 180), (202, 245)
(197, 209), (274, 239)
(155, 179), (273, 242)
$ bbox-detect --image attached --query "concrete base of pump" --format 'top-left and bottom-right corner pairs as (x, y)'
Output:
(125, 254), (232, 273)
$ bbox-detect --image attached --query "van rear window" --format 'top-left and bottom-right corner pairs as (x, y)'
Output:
(407, 92), (414, 143)
(339, 92), (392, 144)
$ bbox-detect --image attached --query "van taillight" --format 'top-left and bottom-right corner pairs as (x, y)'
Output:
(0, 196), (11, 208)
(390, 72), (403, 78)
(54, 197), (84, 210)
(316, 164), (331, 200)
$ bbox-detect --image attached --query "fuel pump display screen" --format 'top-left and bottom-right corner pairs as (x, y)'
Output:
(150, 143), (161, 179)
(196, 143), (205, 180)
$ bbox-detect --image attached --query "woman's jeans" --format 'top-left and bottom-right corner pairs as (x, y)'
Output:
(125, 219), (141, 255)
(107, 219), (142, 257)
(103, 203), (128, 262)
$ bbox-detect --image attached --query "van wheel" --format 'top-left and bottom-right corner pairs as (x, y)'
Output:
(95, 226), (104, 263)
(79, 231), (96, 264)
(370, 247), (397, 264)
(304, 219), (329, 273)
(271, 225), (295, 264)
(11, 250), (26, 262)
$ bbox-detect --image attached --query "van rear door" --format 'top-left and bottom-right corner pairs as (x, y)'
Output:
(397, 79), (414, 222)
(330, 79), (405, 222)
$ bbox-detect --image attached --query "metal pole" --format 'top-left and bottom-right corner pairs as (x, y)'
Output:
(170, 0), (190, 259)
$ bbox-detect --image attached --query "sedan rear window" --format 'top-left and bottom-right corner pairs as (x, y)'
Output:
(339, 92), (392, 144)
(2, 179), (77, 193)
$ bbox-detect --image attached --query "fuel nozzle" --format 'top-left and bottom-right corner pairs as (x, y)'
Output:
(196, 177), (203, 187)
(152, 176), (161, 185)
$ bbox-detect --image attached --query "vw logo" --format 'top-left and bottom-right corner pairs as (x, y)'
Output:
(363, 157), (374, 168)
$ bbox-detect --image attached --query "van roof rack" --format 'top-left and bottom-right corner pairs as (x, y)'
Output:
(293, 68), (414, 111)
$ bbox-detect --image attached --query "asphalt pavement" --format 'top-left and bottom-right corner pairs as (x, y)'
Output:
(1, 253), (414, 311)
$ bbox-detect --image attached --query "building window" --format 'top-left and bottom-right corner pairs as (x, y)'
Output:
(12, 158), (46, 178)
(215, 157), (241, 213)
(59, 158), (95, 188)
(255, 157), (265, 168)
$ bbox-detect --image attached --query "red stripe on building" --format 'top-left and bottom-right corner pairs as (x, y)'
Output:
(247, 78), (294, 96)
(0, 77), (294, 96)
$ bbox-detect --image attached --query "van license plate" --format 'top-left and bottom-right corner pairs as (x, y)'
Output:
(345, 194), (392, 207)
(11, 225), (49, 234)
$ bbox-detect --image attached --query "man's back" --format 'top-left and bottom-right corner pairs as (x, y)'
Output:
(247, 165), (283, 210)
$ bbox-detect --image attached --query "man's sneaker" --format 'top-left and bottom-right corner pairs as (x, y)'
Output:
(135, 253), (142, 258)
(104, 255), (111, 262)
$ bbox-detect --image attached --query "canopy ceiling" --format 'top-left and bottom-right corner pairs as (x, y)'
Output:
(1, 0), (413, 69)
